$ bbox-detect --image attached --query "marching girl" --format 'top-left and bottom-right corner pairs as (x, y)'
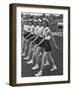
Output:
(34, 22), (59, 76)
(22, 19), (34, 56)
(21, 20), (30, 56)
(25, 19), (44, 64)
(31, 20), (50, 70)
(24, 19), (40, 60)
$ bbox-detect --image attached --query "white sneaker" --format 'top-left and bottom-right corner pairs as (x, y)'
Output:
(39, 52), (42, 56)
(21, 53), (25, 56)
(35, 70), (42, 77)
(32, 48), (34, 51)
(27, 59), (33, 64)
(32, 64), (39, 70)
(44, 60), (49, 66)
(50, 65), (57, 71)
(24, 56), (29, 60)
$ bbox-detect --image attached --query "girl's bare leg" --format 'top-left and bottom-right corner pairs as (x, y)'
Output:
(21, 36), (25, 54)
(21, 38), (26, 56)
(23, 40), (29, 57)
(24, 42), (33, 60)
(27, 45), (37, 64)
(35, 52), (47, 76)
(49, 52), (57, 71)
(32, 47), (42, 70)
(44, 53), (49, 66)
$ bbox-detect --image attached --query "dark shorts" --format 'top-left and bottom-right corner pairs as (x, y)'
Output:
(44, 40), (51, 52)
(39, 40), (51, 52)
(34, 36), (43, 45)
(30, 35), (37, 41)
(26, 34), (35, 39)
(24, 32), (30, 38)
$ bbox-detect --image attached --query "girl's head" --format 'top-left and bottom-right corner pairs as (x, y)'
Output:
(23, 20), (28, 25)
(42, 17), (49, 27)
(42, 20), (49, 27)
(33, 20), (38, 26)
(38, 19), (42, 26)
(28, 19), (33, 26)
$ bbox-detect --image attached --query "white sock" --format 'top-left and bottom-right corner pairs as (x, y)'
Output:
(27, 59), (33, 64)
(44, 60), (49, 66)
(24, 56), (29, 59)
(32, 64), (39, 70)
(35, 70), (42, 76)
(50, 65), (57, 71)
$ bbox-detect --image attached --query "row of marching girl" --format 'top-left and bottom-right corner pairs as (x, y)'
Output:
(22, 17), (59, 76)
(21, 18), (35, 56)
(22, 18), (44, 58)
(32, 19), (59, 76)
(24, 19), (44, 61)
(21, 18), (41, 56)
(26, 18), (58, 76)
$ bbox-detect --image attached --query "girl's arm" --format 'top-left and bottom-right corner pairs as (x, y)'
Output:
(25, 32), (31, 39)
(36, 38), (45, 46)
(25, 27), (32, 38)
(50, 30), (59, 49)
(29, 35), (36, 40)
(32, 35), (39, 43)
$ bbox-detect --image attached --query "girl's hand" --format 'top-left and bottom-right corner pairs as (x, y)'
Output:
(56, 45), (59, 49)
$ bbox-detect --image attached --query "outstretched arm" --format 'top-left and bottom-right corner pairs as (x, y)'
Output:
(29, 35), (36, 40)
(25, 33), (31, 39)
(50, 30), (59, 49)
(36, 38), (45, 46)
(31, 35), (39, 44)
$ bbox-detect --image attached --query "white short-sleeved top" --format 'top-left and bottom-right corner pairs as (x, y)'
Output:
(37, 26), (44, 37)
(45, 35), (51, 40)
(38, 26), (44, 32)
(23, 25), (29, 31)
(34, 26), (39, 34)
(43, 27), (50, 36)
(44, 27), (51, 40)
(38, 26), (44, 35)
(29, 25), (34, 32)
(34, 26), (39, 32)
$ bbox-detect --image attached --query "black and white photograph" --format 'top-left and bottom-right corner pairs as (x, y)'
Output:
(21, 12), (63, 77)
(9, 4), (70, 86)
